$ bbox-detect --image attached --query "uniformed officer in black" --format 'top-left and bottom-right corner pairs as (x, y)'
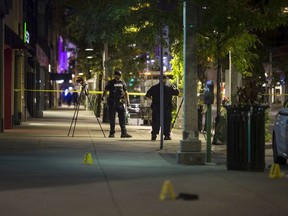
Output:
(102, 70), (132, 138)
(145, 75), (179, 140)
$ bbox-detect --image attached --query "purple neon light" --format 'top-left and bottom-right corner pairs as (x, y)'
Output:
(58, 36), (68, 73)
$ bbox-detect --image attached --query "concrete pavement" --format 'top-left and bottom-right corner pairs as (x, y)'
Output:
(0, 107), (287, 216)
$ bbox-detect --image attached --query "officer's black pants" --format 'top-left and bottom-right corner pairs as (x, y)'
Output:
(108, 102), (127, 135)
(151, 107), (172, 137)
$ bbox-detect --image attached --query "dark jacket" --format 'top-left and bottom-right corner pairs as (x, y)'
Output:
(145, 83), (179, 110)
(104, 79), (128, 103)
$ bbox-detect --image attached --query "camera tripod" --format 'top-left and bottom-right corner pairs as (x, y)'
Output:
(67, 86), (106, 137)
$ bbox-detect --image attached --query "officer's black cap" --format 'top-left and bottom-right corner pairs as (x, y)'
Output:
(114, 70), (122, 76)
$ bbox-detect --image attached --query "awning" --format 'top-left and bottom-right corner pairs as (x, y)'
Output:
(4, 25), (27, 49)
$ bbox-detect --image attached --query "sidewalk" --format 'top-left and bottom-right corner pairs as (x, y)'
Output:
(0, 108), (287, 216)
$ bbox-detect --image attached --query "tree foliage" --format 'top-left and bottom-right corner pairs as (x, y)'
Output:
(197, 0), (288, 74)
(55, 0), (288, 90)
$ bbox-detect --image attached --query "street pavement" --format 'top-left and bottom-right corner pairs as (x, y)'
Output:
(0, 106), (287, 216)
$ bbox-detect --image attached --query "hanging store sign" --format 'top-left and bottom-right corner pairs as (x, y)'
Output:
(24, 22), (30, 44)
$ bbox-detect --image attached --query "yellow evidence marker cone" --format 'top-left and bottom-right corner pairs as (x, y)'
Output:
(83, 152), (93, 165)
(159, 180), (176, 201)
(269, 163), (283, 179)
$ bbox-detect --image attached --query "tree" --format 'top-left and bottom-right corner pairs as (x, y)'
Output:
(194, 0), (288, 117)
(55, 0), (182, 78)
(56, 0), (288, 118)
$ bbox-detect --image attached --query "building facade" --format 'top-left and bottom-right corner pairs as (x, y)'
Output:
(0, 0), (59, 132)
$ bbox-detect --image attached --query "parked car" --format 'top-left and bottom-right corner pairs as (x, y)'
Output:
(272, 108), (288, 165)
(128, 102), (141, 114)
(128, 96), (141, 114)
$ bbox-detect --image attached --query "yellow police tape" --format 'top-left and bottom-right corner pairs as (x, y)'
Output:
(14, 89), (288, 97)
(14, 89), (146, 96)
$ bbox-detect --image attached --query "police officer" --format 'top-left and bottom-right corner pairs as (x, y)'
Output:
(145, 75), (179, 140)
(102, 70), (132, 138)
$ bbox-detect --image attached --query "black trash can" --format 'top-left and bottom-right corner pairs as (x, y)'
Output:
(249, 105), (268, 171)
(225, 105), (268, 171)
(225, 106), (250, 170)
(102, 106), (110, 123)
(197, 105), (203, 131)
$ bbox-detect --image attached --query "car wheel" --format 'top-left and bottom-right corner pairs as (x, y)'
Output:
(272, 135), (287, 165)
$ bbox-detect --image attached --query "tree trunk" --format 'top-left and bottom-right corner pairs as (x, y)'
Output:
(177, 0), (205, 165)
